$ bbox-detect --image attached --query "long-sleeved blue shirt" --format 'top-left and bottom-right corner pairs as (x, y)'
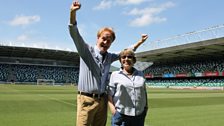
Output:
(108, 68), (148, 116)
(69, 24), (118, 94)
(108, 69), (148, 116)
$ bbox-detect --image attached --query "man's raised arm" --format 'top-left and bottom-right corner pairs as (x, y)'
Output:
(70, 1), (81, 25)
(133, 34), (148, 51)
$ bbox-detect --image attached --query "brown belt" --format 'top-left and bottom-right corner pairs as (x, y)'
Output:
(78, 91), (105, 99)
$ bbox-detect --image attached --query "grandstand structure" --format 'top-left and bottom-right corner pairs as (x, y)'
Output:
(0, 46), (80, 85)
(136, 24), (224, 89)
(0, 24), (223, 89)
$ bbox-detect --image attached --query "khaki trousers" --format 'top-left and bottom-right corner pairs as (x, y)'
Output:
(76, 94), (107, 126)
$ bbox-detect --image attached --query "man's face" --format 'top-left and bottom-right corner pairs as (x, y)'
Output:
(97, 31), (113, 54)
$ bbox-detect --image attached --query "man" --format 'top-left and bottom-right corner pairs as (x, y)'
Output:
(69, 1), (148, 126)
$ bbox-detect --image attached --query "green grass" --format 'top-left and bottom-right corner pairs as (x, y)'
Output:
(0, 84), (224, 126)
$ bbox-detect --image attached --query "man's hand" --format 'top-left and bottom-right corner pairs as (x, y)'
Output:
(70, 1), (81, 24)
(141, 34), (148, 43)
(133, 34), (149, 51)
(70, 1), (81, 12)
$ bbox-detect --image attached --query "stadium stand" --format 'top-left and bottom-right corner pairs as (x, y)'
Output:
(1, 24), (223, 89)
(135, 24), (224, 89)
(0, 45), (80, 85)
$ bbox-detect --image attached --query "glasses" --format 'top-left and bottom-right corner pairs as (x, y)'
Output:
(121, 55), (133, 59)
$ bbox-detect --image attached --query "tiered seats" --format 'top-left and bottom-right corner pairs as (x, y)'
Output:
(0, 64), (9, 82)
(0, 64), (79, 84)
(144, 59), (224, 75)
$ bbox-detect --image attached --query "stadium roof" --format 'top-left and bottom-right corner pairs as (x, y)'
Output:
(0, 45), (80, 63)
(136, 37), (224, 64)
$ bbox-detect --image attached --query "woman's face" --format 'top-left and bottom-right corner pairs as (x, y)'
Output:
(120, 54), (135, 70)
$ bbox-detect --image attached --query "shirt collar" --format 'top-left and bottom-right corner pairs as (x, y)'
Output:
(94, 45), (108, 55)
(119, 67), (138, 75)
(94, 45), (108, 59)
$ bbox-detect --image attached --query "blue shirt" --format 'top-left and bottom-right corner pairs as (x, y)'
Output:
(69, 24), (118, 94)
(108, 68), (148, 116)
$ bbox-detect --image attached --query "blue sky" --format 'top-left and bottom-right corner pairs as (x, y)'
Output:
(0, 0), (224, 66)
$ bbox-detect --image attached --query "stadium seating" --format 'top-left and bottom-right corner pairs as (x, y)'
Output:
(144, 59), (224, 88)
(0, 64), (9, 82)
(144, 59), (224, 76)
(0, 63), (79, 84)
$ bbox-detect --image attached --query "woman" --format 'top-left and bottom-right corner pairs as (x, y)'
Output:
(108, 49), (148, 126)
